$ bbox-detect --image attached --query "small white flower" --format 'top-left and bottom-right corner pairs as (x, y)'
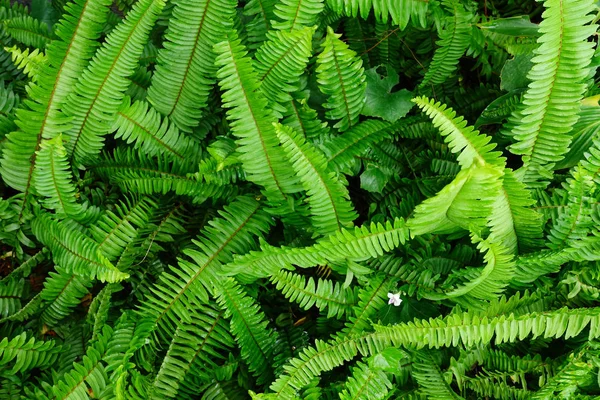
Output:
(387, 292), (402, 306)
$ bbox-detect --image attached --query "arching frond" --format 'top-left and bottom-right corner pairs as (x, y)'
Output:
(325, 0), (428, 30)
(272, 0), (324, 31)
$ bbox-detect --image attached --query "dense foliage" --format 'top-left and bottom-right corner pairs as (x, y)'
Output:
(1, 0), (600, 398)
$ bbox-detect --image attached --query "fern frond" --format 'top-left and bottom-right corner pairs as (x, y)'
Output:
(4, 15), (54, 49)
(340, 275), (390, 337)
(90, 196), (158, 261)
(32, 135), (88, 221)
(31, 212), (129, 283)
(64, 0), (165, 163)
(227, 218), (408, 282)
(276, 123), (357, 235)
(412, 350), (462, 400)
(272, 270), (358, 319)
(254, 27), (314, 117)
(146, 0), (236, 132)
(282, 98), (329, 141)
(149, 305), (234, 399)
(243, 0), (277, 48)
(139, 197), (272, 339)
(0, 0), (111, 193)
(0, 333), (61, 374)
(39, 267), (92, 326)
(339, 360), (392, 400)
(214, 30), (300, 201)
(316, 27), (366, 131)
(508, 0), (597, 187)
(374, 307), (600, 349)
(216, 277), (277, 385)
(323, 119), (395, 173)
(413, 96), (504, 169)
(112, 98), (200, 160)
(0, 278), (23, 318)
(272, 0), (324, 31)
(420, 1), (471, 88)
(4, 45), (45, 81)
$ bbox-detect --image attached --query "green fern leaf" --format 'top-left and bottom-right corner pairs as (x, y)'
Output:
(339, 360), (392, 400)
(254, 27), (314, 117)
(146, 0), (236, 132)
(139, 196), (272, 338)
(272, 0), (324, 31)
(271, 270), (358, 319)
(216, 277), (277, 385)
(0, 332), (61, 374)
(508, 0), (597, 187)
(0, 0), (111, 193)
(112, 98), (200, 161)
(325, 0), (428, 30)
(149, 305), (234, 399)
(4, 15), (54, 49)
(420, 1), (471, 88)
(214, 30), (300, 202)
(39, 267), (92, 326)
(0, 278), (24, 318)
(412, 350), (463, 400)
(31, 212), (129, 283)
(64, 0), (165, 163)
(316, 27), (366, 131)
(276, 123), (357, 235)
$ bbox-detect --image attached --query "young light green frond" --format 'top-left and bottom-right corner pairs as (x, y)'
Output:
(420, 1), (471, 88)
(0, 0), (111, 193)
(31, 212), (129, 283)
(339, 361), (392, 400)
(90, 196), (158, 261)
(216, 277), (277, 385)
(325, 0), (428, 30)
(442, 239), (515, 307)
(323, 119), (395, 173)
(146, 0), (236, 132)
(316, 27), (366, 131)
(64, 0), (165, 163)
(227, 218), (408, 282)
(272, 0), (324, 31)
(4, 15), (54, 49)
(0, 333), (61, 374)
(149, 305), (234, 399)
(408, 165), (503, 236)
(276, 123), (357, 235)
(271, 270), (358, 319)
(32, 135), (87, 221)
(139, 197), (272, 339)
(214, 30), (300, 201)
(112, 98), (200, 161)
(413, 96), (504, 169)
(489, 169), (544, 253)
(39, 267), (92, 326)
(254, 27), (314, 117)
(508, 0), (597, 187)
(374, 307), (600, 349)
(5, 45), (46, 81)
(556, 105), (600, 170)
